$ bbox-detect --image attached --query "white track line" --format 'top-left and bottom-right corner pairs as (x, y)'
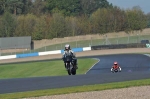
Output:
(85, 58), (100, 74)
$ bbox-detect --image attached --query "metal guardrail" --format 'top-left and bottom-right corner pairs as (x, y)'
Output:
(91, 43), (146, 50)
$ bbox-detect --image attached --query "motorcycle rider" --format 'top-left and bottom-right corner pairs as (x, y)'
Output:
(62, 44), (78, 70)
(111, 61), (121, 72)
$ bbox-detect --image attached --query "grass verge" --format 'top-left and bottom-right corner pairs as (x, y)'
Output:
(0, 58), (98, 79)
(0, 79), (150, 99)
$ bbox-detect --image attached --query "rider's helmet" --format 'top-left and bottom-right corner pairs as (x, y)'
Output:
(65, 44), (70, 50)
(114, 61), (118, 65)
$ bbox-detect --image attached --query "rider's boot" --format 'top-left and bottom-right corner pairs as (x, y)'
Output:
(75, 63), (78, 69)
(74, 62), (78, 69)
(64, 63), (67, 70)
(111, 68), (113, 73)
(72, 59), (78, 69)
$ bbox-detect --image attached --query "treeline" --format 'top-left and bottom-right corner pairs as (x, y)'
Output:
(0, 0), (150, 40)
(0, 0), (111, 16)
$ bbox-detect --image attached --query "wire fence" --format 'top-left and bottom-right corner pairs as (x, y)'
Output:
(0, 32), (150, 56)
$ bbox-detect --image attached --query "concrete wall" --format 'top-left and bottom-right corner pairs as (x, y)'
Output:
(0, 36), (31, 49)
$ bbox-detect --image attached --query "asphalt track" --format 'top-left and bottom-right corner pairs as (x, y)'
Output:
(0, 54), (150, 94)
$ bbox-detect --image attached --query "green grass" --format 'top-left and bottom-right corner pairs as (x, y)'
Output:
(0, 58), (98, 79)
(0, 79), (150, 99)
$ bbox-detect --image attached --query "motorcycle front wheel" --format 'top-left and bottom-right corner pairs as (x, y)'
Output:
(66, 63), (72, 75)
(71, 67), (76, 75)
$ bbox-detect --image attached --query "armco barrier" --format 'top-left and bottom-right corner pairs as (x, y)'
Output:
(83, 47), (91, 51)
(0, 47), (91, 60)
(61, 48), (83, 54)
(0, 55), (16, 60)
(61, 47), (91, 54)
(16, 52), (39, 58)
(91, 43), (146, 50)
(38, 50), (61, 56)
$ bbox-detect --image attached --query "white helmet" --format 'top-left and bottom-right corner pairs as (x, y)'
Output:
(65, 44), (70, 50)
(114, 62), (118, 65)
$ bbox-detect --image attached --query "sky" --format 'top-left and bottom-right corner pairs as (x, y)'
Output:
(107, 0), (150, 14)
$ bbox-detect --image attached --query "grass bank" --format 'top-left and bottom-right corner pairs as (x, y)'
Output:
(0, 58), (98, 79)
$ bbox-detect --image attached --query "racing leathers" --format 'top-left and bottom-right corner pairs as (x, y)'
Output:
(62, 49), (78, 70)
(111, 65), (121, 72)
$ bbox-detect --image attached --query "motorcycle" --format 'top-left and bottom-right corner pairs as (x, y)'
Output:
(111, 66), (121, 73)
(65, 58), (76, 75)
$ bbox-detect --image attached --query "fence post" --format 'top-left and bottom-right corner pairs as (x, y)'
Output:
(76, 40), (77, 48)
(127, 34), (130, 44)
(15, 45), (16, 54)
(56, 46), (57, 50)
(91, 37), (92, 46)
(137, 34), (139, 43)
(116, 35), (118, 44)
(23, 45), (24, 54)
(0, 47), (1, 56)
(44, 40), (46, 52)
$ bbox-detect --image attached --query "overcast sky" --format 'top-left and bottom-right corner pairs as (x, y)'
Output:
(107, 0), (150, 14)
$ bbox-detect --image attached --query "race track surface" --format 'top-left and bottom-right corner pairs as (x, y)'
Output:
(0, 54), (150, 94)
(87, 54), (150, 74)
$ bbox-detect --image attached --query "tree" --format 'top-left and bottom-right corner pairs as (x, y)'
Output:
(8, 0), (24, 15)
(61, 0), (81, 16)
(46, 0), (81, 16)
(91, 8), (110, 34)
(22, 0), (33, 14)
(75, 15), (90, 35)
(111, 6), (126, 32)
(32, 15), (46, 40)
(0, 11), (16, 37)
(124, 7), (147, 34)
(15, 14), (37, 37)
(147, 13), (150, 28)
(0, 0), (24, 15)
(48, 13), (66, 38)
(0, 0), (9, 14)
(31, 0), (46, 16)
(14, 15), (25, 36)
(80, 0), (111, 15)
